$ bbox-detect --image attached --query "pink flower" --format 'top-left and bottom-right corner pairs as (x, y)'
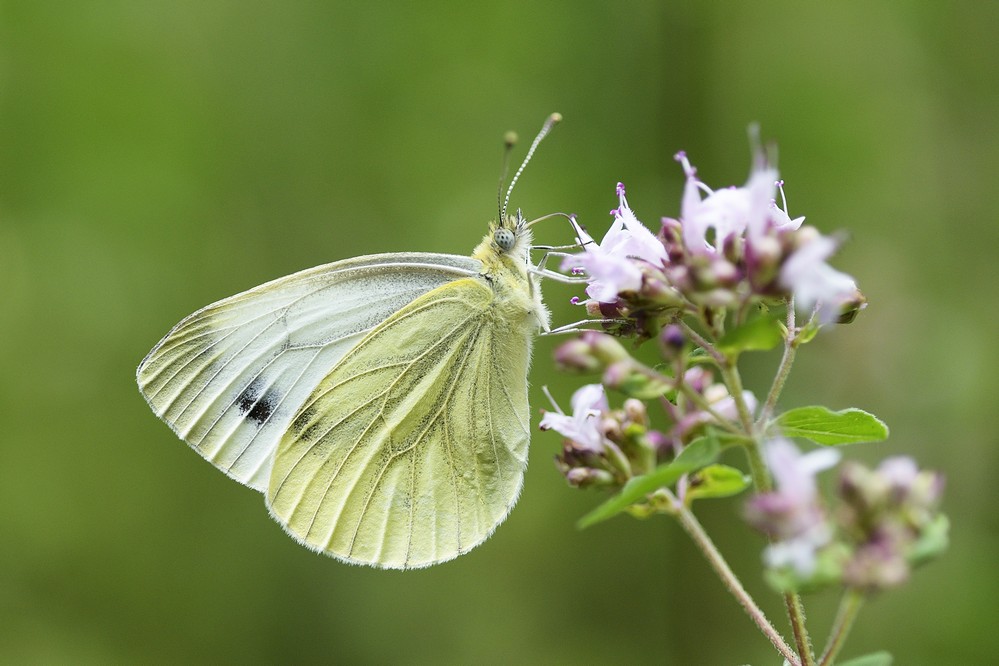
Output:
(766, 438), (840, 508)
(675, 151), (778, 254)
(539, 384), (609, 453)
(562, 183), (667, 303)
(770, 179), (806, 233)
(779, 232), (858, 323)
(746, 438), (840, 576)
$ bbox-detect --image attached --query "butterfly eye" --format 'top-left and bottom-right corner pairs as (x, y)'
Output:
(494, 228), (516, 251)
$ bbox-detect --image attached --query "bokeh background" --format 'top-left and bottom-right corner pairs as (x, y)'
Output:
(2, 2), (997, 664)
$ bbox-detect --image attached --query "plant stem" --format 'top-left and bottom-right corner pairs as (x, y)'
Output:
(758, 303), (798, 426)
(677, 383), (743, 436)
(743, 434), (773, 493)
(817, 590), (865, 666)
(679, 321), (726, 366)
(719, 362), (756, 435)
(720, 359), (815, 665)
(670, 494), (801, 666)
(784, 592), (815, 666)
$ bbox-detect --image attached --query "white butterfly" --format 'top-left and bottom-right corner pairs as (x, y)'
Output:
(137, 114), (582, 569)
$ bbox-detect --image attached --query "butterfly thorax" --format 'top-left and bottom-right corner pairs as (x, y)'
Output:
(472, 219), (550, 333)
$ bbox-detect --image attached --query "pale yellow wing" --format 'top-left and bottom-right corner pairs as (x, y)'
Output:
(136, 253), (481, 490)
(266, 277), (532, 569)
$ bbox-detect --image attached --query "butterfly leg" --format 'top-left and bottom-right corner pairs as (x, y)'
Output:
(541, 318), (626, 336)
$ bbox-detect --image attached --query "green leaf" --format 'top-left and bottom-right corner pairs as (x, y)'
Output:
(717, 315), (783, 354)
(795, 318), (821, 346)
(686, 464), (750, 501)
(908, 514), (950, 564)
(837, 651), (893, 666)
(775, 406), (889, 445)
(577, 435), (720, 529)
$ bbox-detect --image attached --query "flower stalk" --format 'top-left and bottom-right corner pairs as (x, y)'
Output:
(817, 590), (864, 666)
(671, 492), (801, 666)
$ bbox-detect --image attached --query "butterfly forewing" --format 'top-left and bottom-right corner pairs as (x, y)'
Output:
(136, 253), (481, 490)
(266, 277), (532, 569)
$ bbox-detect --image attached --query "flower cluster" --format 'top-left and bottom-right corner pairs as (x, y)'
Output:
(836, 457), (947, 591)
(540, 383), (657, 489)
(543, 331), (755, 493)
(745, 439), (841, 579)
(563, 149), (865, 338)
(745, 441), (947, 593)
(539, 131), (946, 663)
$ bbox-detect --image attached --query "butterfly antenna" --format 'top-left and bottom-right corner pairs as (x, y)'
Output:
(502, 112), (562, 222)
(497, 131), (518, 225)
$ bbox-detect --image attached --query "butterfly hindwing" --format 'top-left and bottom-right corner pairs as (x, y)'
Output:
(136, 253), (481, 490)
(266, 276), (532, 569)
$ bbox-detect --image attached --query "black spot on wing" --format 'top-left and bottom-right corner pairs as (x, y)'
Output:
(237, 378), (275, 426)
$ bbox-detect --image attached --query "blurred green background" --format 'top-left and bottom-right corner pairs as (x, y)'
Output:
(2, 1), (997, 664)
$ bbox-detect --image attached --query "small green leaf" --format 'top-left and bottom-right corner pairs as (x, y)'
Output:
(909, 514), (950, 564)
(686, 464), (750, 501)
(775, 406), (889, 445)
(837, 651), (893, 666)
(577, 435), (720, 529)
(795, 318), (821, 346)
(717, 315), (783, 354)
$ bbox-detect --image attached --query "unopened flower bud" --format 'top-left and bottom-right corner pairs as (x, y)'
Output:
(623, 398), (648, 426)
(661, 324), (685, 354)
(843, 539), (910, 591)
(584, 330), (631, 364)
(752, 235), (782, 266)
(792, 224), (822, 248)
(835, 290), (868, 324)
(710, 259), (739, 286)
(565, 467), (616, 488)
(554, 338), (601, 372)
(747, 234), (782, 287)
(646, 430), (675, 458)
(602, 360), (633, 390)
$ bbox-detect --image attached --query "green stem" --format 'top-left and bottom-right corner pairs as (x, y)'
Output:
(743, 435), (773, 493)
(817, 590), (865, 666)
(679, 321), (726, 366)
(785, 592), (815, 666)
(720, 359), (815, 665)
(677, 383), (743, 436)
(670, 494), (801, 666)
(719, 362), (755, 435)
(758, 303), (798, 426)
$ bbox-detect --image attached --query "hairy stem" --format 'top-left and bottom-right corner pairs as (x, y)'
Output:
(671, 494), (801, 666)
(721, 360), (815, 665)
(758, 303), (798, 426)
(719, 362), (756, 435)
(677, 383), (743, 436)
(817, 590), (865, 666)
(785, 592), (815, 666)
(679, 321), (726, 366)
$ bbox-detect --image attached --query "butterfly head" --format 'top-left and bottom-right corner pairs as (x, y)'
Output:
(476, 210), (532, 267)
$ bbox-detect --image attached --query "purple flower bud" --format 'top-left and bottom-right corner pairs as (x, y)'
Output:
(583, 330), (631, 364)
(554, 339), (601, 372)
(598, 361), (627, 390)
(843, 539), (910, 591)
(565, 467), (616, 488)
